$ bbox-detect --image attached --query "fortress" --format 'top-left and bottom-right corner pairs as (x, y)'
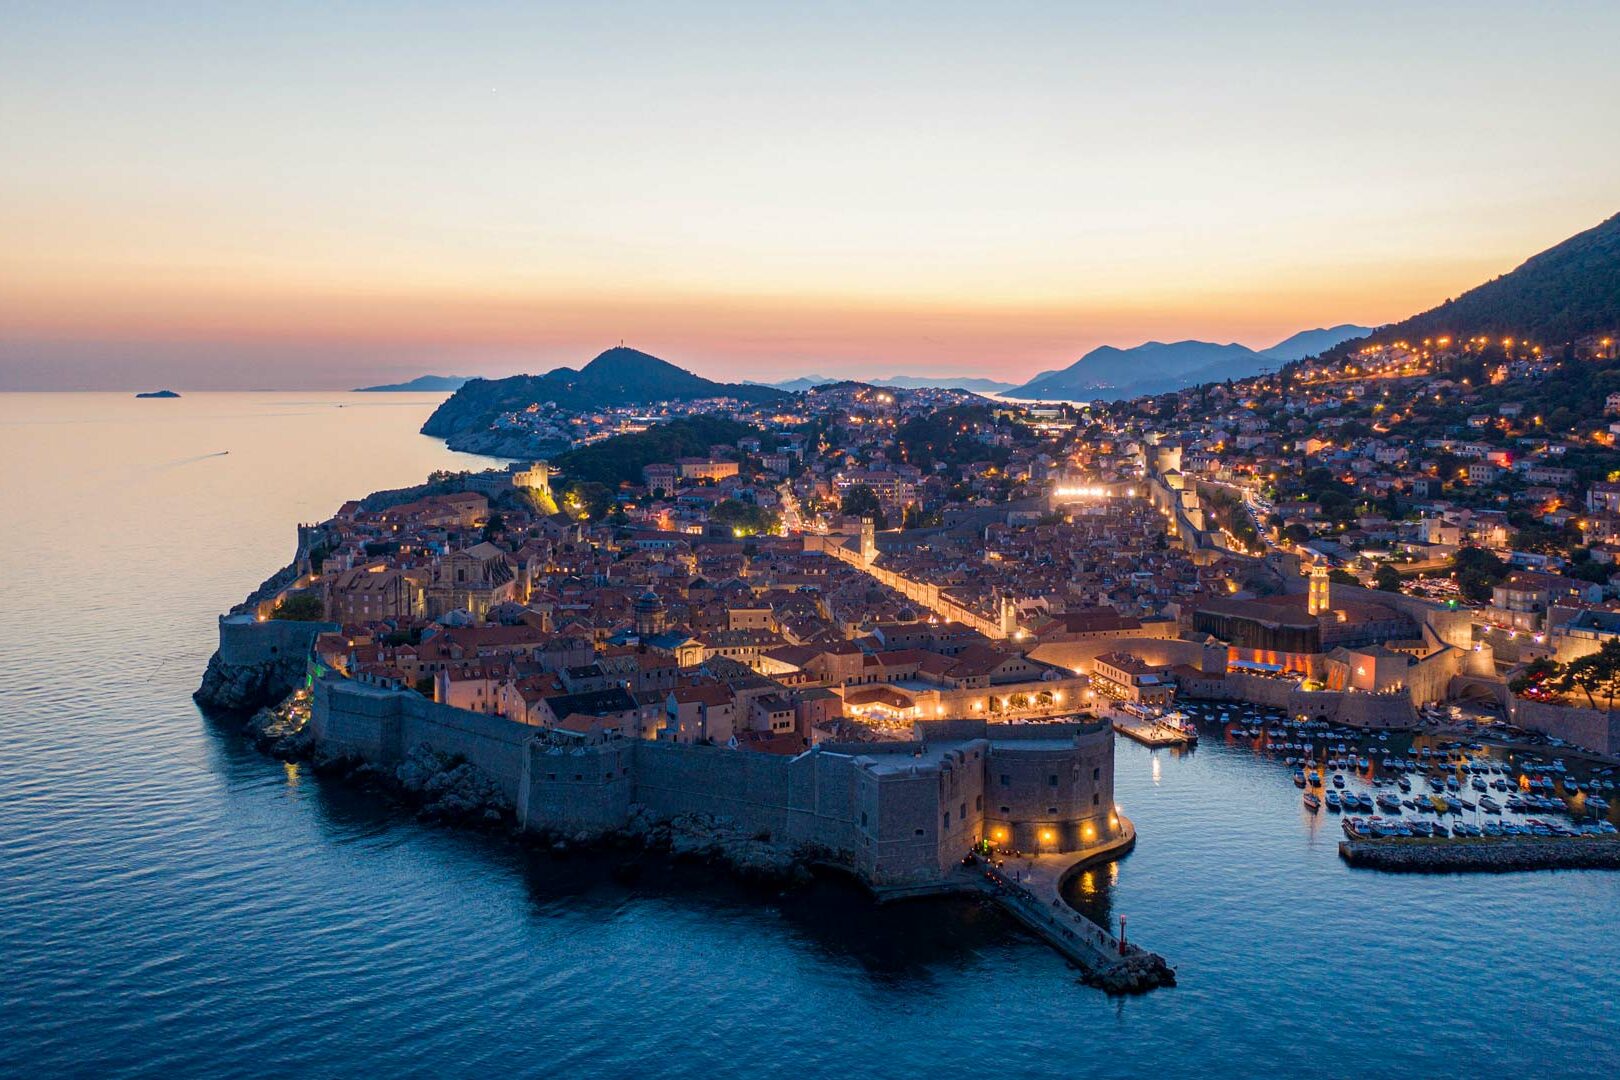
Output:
(311, 677), (1120, 887)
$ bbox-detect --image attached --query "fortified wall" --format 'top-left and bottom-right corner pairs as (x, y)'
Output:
(311, 680), (1120, 886)
(195, 615), (340, 711)
(217, 614), (337, 666)
(1029, 636), (1227, 676)
(1159, 668), (1417, 728)
(1511, 697), (1620, 758)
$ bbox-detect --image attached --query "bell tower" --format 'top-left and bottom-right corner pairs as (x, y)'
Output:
(999, 594), (1019, 639)
(1307, 562), (1331, 616)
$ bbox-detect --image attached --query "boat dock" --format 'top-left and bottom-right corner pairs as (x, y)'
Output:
(1111, 713), (1192, 747)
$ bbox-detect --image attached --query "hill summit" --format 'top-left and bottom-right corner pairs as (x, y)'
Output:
(420, 346), (786, 453)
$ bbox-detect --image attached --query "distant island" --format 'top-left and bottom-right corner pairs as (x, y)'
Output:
(135, 389), (181, 398)
(354, 375), (475, 392)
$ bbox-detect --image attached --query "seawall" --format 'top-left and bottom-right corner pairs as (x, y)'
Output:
(1339, 837), (1620, 873)
(312, 679), (1122, 890)
(311, 678), (887, 874)
(1510, 697), (1620, 758)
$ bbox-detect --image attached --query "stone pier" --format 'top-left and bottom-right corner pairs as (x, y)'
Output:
(975, 817), (1176, 992)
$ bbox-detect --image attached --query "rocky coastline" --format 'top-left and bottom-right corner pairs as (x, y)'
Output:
(1339, 837), (1620, 873)
(195, 649), (308, 712)
(440, 428), (552, 459)
(194, 549), (323, 712)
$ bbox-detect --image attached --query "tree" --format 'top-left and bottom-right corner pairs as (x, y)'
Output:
(840, 484), (886, 529)
(1554, 639), (1620, 710)
(711, 498), (779, 536)
(1372, 563), (1402, 593)
(271, 593), (325, 622)
(901, 503), (942, 530)
(562, 481), (615, 521)
(1451, 546), (1507, 603)
(1509, 656), (1561, 699)
(1328, 568), (1359, 586)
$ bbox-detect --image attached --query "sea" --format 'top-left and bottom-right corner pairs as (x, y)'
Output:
(2, 391), (1617, 1079)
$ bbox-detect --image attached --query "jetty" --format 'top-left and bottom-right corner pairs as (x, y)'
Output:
(1340, 835), (1620, 873)
(973, 817), (1175, 993)
(1111, 713), (1192, 747)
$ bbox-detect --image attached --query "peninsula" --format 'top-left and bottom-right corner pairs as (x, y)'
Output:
(199, 211), (1620, 993)
(354, 375), (475, 392)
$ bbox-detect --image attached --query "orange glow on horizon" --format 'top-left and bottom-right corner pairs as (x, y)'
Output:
(0, 255), (1499, 385)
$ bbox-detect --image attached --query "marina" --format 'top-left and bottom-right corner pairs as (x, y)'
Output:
(1161, 699), (1620, 869)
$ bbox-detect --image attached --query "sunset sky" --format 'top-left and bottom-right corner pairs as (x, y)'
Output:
(3, 2), (1618, 390)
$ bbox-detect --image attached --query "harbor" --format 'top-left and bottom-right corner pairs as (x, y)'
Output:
(1162, 699), (1620, 871)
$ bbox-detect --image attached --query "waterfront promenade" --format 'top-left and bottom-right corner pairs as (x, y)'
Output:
(1111, 713), (1191, 747)
(973, 816), (1174, 990)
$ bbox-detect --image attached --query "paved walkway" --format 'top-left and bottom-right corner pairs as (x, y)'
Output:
(1111, 713), (1191, 747)
(977, 817), (1139, 972)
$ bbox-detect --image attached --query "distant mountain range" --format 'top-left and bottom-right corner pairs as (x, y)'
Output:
(421, 347), (787, 455)
(1323, 210), (1620, 358)
(1258, 325), (1378, 363)
(1003, 325), (1374, 401)
(759, 375), (834, 392)
(758, 374), (1017, 393)
(355, 374), (475, 392)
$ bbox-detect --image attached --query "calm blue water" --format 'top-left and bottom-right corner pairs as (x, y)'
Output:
(2, 392), (1617, 1078)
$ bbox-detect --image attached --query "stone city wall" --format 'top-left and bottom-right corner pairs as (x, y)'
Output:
(1510, 697), (1620, 758)
(1028, 637), (1227, 676)
(312, 679), (533, 801)
(312, 680), (1120, 885)
(1176, 671), (1416, 728)
(217, 615), (337, 667)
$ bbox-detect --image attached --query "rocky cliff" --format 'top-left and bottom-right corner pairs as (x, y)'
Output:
(195, 649), (309, 712)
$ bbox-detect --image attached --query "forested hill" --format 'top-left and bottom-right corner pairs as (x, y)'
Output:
(1329, 211), (1620, 356)
(551, 416), (756, 488)
(420, 347), (787, 441)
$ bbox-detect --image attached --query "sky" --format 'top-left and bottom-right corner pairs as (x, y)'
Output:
(2, 1), (1618, 390)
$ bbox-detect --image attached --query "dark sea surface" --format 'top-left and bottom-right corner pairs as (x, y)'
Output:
(2, 392), (1617, 1079)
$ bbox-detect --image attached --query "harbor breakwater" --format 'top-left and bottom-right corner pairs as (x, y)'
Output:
(1339, 837), (1620, 873)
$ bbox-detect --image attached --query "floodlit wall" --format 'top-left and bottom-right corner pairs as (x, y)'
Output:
(311, 681), (1122, 886)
